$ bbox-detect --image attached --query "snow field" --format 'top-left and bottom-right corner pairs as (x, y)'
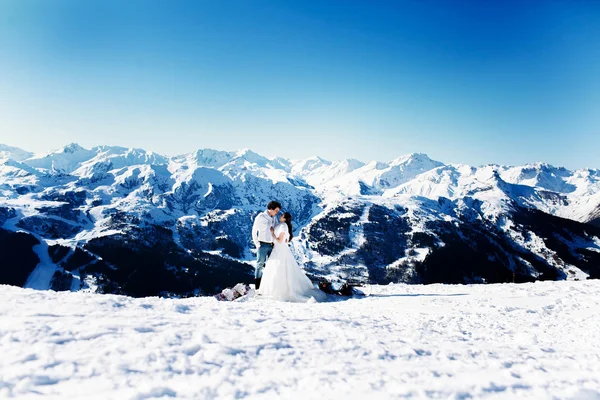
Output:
(1, 281), (600, 399)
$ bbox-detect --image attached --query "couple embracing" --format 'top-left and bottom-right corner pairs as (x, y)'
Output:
(252, 201), (326, 303)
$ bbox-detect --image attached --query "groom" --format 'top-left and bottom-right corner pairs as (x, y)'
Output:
(252, 200), (281, 290)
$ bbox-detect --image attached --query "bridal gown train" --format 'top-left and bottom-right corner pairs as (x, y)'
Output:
(258, 224), (327, 303)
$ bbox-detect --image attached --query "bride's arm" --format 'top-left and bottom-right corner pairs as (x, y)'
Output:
(275, 232), (286, 244)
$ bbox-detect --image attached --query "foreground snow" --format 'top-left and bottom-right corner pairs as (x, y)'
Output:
(1, 282), (600, 399)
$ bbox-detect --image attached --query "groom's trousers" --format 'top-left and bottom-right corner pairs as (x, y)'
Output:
(255, 242), (274, 279)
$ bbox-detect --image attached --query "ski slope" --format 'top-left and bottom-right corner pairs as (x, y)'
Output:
(1, 281), (600, 399)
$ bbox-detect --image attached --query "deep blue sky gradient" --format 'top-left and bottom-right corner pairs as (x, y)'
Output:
(1, 0), (599, 168)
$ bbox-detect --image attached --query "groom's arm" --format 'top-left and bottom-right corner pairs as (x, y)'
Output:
(252, 216), (260, 249)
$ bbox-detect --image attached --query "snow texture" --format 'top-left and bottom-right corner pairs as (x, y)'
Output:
(1, 281), (599, 399)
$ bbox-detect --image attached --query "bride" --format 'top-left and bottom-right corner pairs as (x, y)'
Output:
(257, 212), (327, 303)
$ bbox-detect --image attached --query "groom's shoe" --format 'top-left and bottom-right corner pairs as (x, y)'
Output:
(255, 278), (262, 290)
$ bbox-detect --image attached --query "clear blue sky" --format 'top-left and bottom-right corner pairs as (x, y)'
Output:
(1, 0), (598, 168)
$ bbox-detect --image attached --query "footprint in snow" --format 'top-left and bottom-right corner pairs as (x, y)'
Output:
(174, 304), (191, 314)
(134, 327), (155, 333)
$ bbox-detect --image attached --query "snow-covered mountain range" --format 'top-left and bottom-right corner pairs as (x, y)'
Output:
(1, 143), (599, 296)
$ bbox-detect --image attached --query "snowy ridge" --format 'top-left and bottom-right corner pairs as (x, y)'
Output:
(0, 144), (34, 162)
(2, 143), (598, 219)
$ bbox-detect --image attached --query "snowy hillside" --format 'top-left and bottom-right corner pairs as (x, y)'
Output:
(1, 143), (600, 297)
(1, 281), (599, 399)
(0, 144), (33, 162)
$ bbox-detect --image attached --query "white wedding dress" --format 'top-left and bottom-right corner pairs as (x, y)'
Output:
(258, 224), (327, 303)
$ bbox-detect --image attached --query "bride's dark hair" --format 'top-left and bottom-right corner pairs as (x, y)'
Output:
(283, 212), (293, 241)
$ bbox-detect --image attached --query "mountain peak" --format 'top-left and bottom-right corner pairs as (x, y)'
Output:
(0, 144), (34, 162)
(61, 143), (87, 154)
(291, 156), (332, 176)
(339, 158), (365, 169)
(233, 149), (270, 166)
(389, 153), (440, 166)
(22, 143), (96, 173)
(0, 144), (26, 151)
(236, 148), (261, 158)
